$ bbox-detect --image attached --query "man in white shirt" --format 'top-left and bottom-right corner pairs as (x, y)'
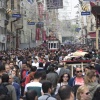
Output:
(32, 58), (39, 69)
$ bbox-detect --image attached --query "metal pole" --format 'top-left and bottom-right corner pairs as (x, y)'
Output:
(96, 28), (99, 50)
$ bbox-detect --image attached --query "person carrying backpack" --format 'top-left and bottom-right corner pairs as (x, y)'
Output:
(38, 81), (57, 100)
(0, 73), (17, 100)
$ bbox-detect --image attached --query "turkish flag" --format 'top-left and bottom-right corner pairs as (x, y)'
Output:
(42, 30), (46, 41)
(36, 28), (40, 40)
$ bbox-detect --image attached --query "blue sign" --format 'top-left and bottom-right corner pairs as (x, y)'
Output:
(27, 0), (34, 4)
(37, 22), (44, 24)
(28, 22), (35, 25)
(12, 14), (21, 18)
(75, 28), (81, 32)
(81, 12), (90, 15)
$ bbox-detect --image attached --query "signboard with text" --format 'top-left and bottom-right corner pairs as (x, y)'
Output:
(81, 12), (90, 15)
(75, 28), (81, 32)
(12, 14), (21, 18)
(27, 22), (35, 25)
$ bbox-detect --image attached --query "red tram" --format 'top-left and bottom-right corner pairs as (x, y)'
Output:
(47, 36), (60, 51)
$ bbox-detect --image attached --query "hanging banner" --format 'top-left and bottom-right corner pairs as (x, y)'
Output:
(46, 0), (63, 9)
(35, 28), (40, 40)
(42, 30), (46, 41)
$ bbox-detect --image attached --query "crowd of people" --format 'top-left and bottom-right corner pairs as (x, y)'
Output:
(0, 45), (100, 100)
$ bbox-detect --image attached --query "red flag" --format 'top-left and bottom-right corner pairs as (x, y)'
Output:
(42, 30), (46, 41)
(90, 1), (96, 7)
(36, 28), (40, 40)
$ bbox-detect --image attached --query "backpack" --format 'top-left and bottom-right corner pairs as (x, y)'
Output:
(0, 83), (12, 100)
(92, 86), (100, 100)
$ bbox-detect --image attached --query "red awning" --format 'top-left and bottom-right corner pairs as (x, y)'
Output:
(88, 32), (96, 38)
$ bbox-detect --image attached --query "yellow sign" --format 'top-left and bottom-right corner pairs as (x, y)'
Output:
(27, 19), (32, 22)
(6, 8), (12, 14)
(82, 4), (89, 11)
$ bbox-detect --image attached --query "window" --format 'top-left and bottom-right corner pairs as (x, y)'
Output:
(11, 0), (14, 10)
(51, 43), (53, 48)
(54, 43), (56, 48)
(49, 43), (50, 49)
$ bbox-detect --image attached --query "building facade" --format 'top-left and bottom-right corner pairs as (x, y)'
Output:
(6, 0), (22, 50)
(0, 0), (60, 50)
(79, 0), (96, 46)
(0, 0), (7, 50)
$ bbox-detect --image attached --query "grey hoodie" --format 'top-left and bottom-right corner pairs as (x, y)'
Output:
(87, 82), (100, 100)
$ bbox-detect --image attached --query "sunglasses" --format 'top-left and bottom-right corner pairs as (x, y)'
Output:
(76, 70), (82, 73)
(85, 92), (90, 95)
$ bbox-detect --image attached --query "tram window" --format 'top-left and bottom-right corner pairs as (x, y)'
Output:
(51, 43), (53, 48)
(54, 43), (56, 48)
(57, 43), (58, 48)
(49, 43), (50, 48)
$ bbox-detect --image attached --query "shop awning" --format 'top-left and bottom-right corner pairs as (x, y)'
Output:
(88, 32), (96, 38)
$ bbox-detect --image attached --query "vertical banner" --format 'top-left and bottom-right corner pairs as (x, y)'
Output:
(42, 30), (46, 41)
(36, 28), (40, 40)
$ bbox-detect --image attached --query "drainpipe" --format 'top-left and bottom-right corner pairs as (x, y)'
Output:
(16, 26), (23, 49)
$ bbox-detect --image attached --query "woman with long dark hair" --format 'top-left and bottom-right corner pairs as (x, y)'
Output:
(55, 73), (70, 95)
